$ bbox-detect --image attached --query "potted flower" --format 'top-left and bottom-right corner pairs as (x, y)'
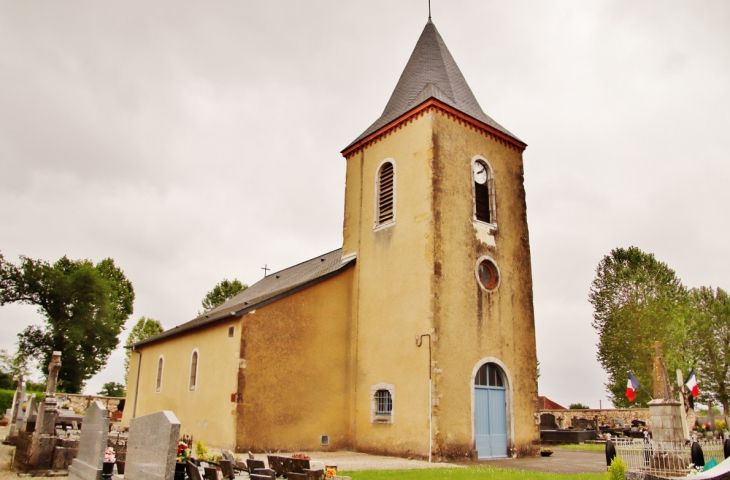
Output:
(541, 447), (553, 457)
(103, 448), (116, 477)
(176, 442), (191, 480)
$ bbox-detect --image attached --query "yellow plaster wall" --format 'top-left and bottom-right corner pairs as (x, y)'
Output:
(121, 320), (242, 449)
(235, 268), (355, 452)
(344, 114), (436, 457)
(429, 113), (539, 457)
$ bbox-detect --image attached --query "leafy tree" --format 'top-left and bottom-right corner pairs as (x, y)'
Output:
(686, 286), (730, 413)
(124, 317), (164, 383)
(200, 279), (247, 313)
(98, 381), (126, 397)
(589, 247), (688, 407)
(0, 253), (134, 393)
(0, 349), (35, 390)
(569, 403), (590, 410)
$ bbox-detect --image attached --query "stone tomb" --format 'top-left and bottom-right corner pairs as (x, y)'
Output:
(68, 402), (110, 480)
(118, 411), (180, 480)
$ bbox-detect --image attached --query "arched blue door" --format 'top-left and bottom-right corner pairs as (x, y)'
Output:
(474, 363), (507, 458)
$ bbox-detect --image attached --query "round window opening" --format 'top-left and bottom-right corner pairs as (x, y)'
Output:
(477, 258), (500, 291)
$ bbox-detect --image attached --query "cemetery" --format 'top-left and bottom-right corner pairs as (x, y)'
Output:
(2, 347), (730, 480)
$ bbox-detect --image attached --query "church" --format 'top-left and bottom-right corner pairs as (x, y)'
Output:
(122, 18), (539, 461)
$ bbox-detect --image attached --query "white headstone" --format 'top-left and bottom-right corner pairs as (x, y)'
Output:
(122, 411), (181, 480)
(68, 402), (110, 480)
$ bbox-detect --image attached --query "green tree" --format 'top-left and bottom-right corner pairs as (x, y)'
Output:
(0, 253), (134, 393)
(686, 286), (730, 413)
(589, 247), (688, 407)
(200, 278), (247, 313)
(569, 403), (590, 410)
(98, 381), (126, 397)
(124, 317), (164, 383)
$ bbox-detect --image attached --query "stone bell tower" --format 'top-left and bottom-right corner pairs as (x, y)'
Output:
(341, 19), (539, 459)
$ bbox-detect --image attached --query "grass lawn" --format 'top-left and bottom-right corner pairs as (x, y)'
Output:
(554, 444), (606, 452)
(339, 466), (605, 480)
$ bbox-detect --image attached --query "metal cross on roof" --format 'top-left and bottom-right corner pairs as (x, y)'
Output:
(261, 264), (270, 277)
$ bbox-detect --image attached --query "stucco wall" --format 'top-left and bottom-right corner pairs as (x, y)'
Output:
(429, 113), (539, 459)
(344, 113), (437, 458)
(235, 267), (355, 453)
(122, 319), (241, 449)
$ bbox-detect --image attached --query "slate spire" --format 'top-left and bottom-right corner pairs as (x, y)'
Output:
(346, 20), (518, 149)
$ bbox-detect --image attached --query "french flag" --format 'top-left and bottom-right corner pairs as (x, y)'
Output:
(626, 372), (640, 402)
(685, 368), (699, 398)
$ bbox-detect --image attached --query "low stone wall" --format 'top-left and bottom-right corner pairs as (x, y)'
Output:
(58, 394), (124, 416)
(539, 408), (697, 430)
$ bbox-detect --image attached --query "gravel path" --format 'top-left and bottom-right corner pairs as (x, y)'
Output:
(250, 451), (460, 472)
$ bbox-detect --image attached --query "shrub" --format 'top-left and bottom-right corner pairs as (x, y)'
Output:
(716, 420), (727, 436)
(194, 440), (208, 460)
(607, 456), (627, 480)
(570, 403), (590, 409)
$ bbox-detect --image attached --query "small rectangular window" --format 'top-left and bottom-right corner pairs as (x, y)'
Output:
(375, 390), (392, 415)
(228, 326), (234, 338)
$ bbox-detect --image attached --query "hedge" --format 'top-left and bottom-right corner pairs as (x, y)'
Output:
(0, 389), (45, 414)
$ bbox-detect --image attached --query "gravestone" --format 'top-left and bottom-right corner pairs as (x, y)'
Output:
(68, 402), (110, 480)
(21, 395), (38, 433)
(612, 418), (625, 428)
(120, 411), (180, 480)
(9, 378), (27, 439)
(648, 342), (684, 443)
(540, 413), (557, 430)
(571, 418), (592, 430)
(36, 351), (63, 435)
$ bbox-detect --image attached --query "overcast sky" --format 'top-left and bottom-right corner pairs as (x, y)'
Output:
(1, 1), (728, 409)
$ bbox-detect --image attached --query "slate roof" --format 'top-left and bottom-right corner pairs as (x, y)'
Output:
(345, 19), (520, 151)
(133, 249), (355, 348)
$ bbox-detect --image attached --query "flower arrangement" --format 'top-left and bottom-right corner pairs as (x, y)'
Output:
(105, 447), (116, 463)
(177, 442), (191, 463)
(291, 453), (310, 460)
(195, 440), (208, 460)
(325, 467), (337, 478)
(716, 420), (727, 436)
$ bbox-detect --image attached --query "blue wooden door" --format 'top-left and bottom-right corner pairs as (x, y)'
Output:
(474, 364), (507, 458)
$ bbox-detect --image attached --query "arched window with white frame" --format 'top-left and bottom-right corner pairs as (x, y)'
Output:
(155, 355), (164, 393)
(375, 160), (395, 227)
(189, 349), (199, 391)
(472, 157), (496, 225)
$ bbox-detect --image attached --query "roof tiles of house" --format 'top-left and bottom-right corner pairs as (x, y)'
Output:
(538, 396), (568, 410)
(134, 249), (355, 348)
(345, 19), (520, 151)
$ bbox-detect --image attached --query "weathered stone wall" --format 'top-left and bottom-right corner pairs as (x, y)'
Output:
(59, 394), (123, 415)
(539, 408), (697, 430)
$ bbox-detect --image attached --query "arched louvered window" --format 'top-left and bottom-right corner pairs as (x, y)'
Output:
(472, 158), (496, 224)
(189, 350), (199, 391)
(155, 356), (164, 392)
(375, 160), (395, 227)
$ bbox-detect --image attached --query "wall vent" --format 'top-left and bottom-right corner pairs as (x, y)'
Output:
(320, 435), (330, 446)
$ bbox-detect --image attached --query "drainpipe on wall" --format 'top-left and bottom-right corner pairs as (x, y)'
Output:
(132, 346), (142, 418)
(416, 334), (432, 463)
